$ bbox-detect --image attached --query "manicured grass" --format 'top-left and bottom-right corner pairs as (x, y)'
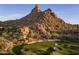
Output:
(12, 41), (79, 55)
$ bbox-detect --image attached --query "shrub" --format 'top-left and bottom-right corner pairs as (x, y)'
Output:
(51, 33), (59, 39)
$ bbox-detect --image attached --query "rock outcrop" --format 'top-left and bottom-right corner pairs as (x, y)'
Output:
(0, 4), (79, 39)
(31, 4), (41, 14)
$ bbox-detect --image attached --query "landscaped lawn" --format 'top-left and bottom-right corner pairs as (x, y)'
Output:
(11, 41), (79, 55)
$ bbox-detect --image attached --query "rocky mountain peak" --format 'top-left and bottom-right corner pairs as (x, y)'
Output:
(44, 8), (52, 12)
(31, 4), (41, 14)
(2, 5), (78, 32)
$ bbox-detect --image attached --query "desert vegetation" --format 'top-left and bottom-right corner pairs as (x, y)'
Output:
(0, 5), (79, 55)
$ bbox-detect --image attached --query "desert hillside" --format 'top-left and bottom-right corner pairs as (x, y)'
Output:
(0, 5), (79, 55)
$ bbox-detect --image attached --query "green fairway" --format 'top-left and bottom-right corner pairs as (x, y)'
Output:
(11, 41), (79, 55)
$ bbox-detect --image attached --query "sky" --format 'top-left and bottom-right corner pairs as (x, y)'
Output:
(0, 4), (79, 24)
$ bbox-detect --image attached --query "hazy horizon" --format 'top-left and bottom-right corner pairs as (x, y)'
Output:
(0, 4), (79, 24)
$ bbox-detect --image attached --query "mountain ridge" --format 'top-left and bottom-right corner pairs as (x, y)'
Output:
(0, 5), (79, 39)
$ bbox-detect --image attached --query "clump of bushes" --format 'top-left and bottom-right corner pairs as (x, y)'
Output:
(51, 33), (60, 39)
